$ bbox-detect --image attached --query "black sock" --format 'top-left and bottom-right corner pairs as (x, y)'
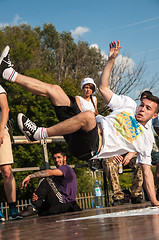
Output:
(9, 202), (16, 209)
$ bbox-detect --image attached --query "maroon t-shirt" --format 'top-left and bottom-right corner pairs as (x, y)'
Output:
(53, 164), (77, 203)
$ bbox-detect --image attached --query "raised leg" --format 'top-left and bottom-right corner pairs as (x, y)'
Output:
(15, 74), (71, 106)
(0, 46), (71, 107)
(46, 111), (97, 137)
(18, 110), (97, 141)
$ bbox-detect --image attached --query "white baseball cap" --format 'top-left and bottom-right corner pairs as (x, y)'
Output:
(81, 78), (96, 91)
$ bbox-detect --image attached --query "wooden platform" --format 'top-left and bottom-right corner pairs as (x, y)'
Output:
(1, 202), (159, 240)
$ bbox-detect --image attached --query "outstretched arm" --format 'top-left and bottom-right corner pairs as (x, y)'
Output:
(20, 169), (63, 189)
(141, 164), (159, 206)
(99, 40), (121, 104)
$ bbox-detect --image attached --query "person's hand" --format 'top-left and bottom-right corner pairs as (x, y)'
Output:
(108, 40), (121, 61)
(122, 152), (136, 166)
(32, 192), (38, 202)
(20, 175), (31, 189)
(113, 155), (123, 164)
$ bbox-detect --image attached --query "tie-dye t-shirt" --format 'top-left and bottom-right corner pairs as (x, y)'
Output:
(93, 94), (154, 165)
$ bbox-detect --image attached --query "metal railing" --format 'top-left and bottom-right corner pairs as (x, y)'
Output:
(12, 135), (66, 171)
(10, 136), (88, 172)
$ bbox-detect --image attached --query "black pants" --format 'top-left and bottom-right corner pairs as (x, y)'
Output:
(54, 96), (99, 160)
(32, 178), (82, 216)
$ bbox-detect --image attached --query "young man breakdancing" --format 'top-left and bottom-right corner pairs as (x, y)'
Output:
(0, 41), (159, 206)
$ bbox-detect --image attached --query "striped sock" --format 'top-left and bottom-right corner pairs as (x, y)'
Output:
(2, 67), (18, 82)
(34, 127), (48, 140)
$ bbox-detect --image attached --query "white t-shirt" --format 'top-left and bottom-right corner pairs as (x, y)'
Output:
(92, 93), (154, 165)
(0, 85), (7, 121)
(76, 96), (96, 113)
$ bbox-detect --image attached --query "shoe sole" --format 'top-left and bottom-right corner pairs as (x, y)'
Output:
(9, 216), (23, 220)
(0, 46), (10, 65)
(21, 212), (38, 217)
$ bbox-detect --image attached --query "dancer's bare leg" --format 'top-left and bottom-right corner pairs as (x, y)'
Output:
(18, 109), (97, 142)
(0, 47), (97, 140)
(15, 75), (97, 136)
(46, 111), (97, 137)
(0, 46), (70, 106)
(15, 74), (70, 106)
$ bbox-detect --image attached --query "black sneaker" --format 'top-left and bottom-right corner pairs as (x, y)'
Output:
(20, 205), (38, 217)
(17, 113), (38, 141)
(113, 199), (125, 206)
(86, 159), (103, 171)
(9, 207), (23, 220)
(0, 46), (13, 78)
(131, 195), (144, 204)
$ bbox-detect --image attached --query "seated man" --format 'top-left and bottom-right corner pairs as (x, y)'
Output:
(0, 41), (159, 206)
(103, 152), (143, 206)
(20, 150), (81, 217)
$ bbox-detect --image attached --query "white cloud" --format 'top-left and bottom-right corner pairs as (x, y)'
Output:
(13, 14), (22, 25)
(90, 43), (108, 59)
(90, 43), (99, 50)
(90, 43), (134, 70)
(71, 26), (90, 38)
(0, 14), (25, 29)
(101, 51), (107, 59)
(115, 55), (135, 71)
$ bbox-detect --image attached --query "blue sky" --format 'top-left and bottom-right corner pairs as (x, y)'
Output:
(0, 0), (159, 97)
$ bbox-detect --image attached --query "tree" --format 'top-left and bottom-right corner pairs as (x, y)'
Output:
(75, 41), (105, 80)
(0, 24), (43, 74)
